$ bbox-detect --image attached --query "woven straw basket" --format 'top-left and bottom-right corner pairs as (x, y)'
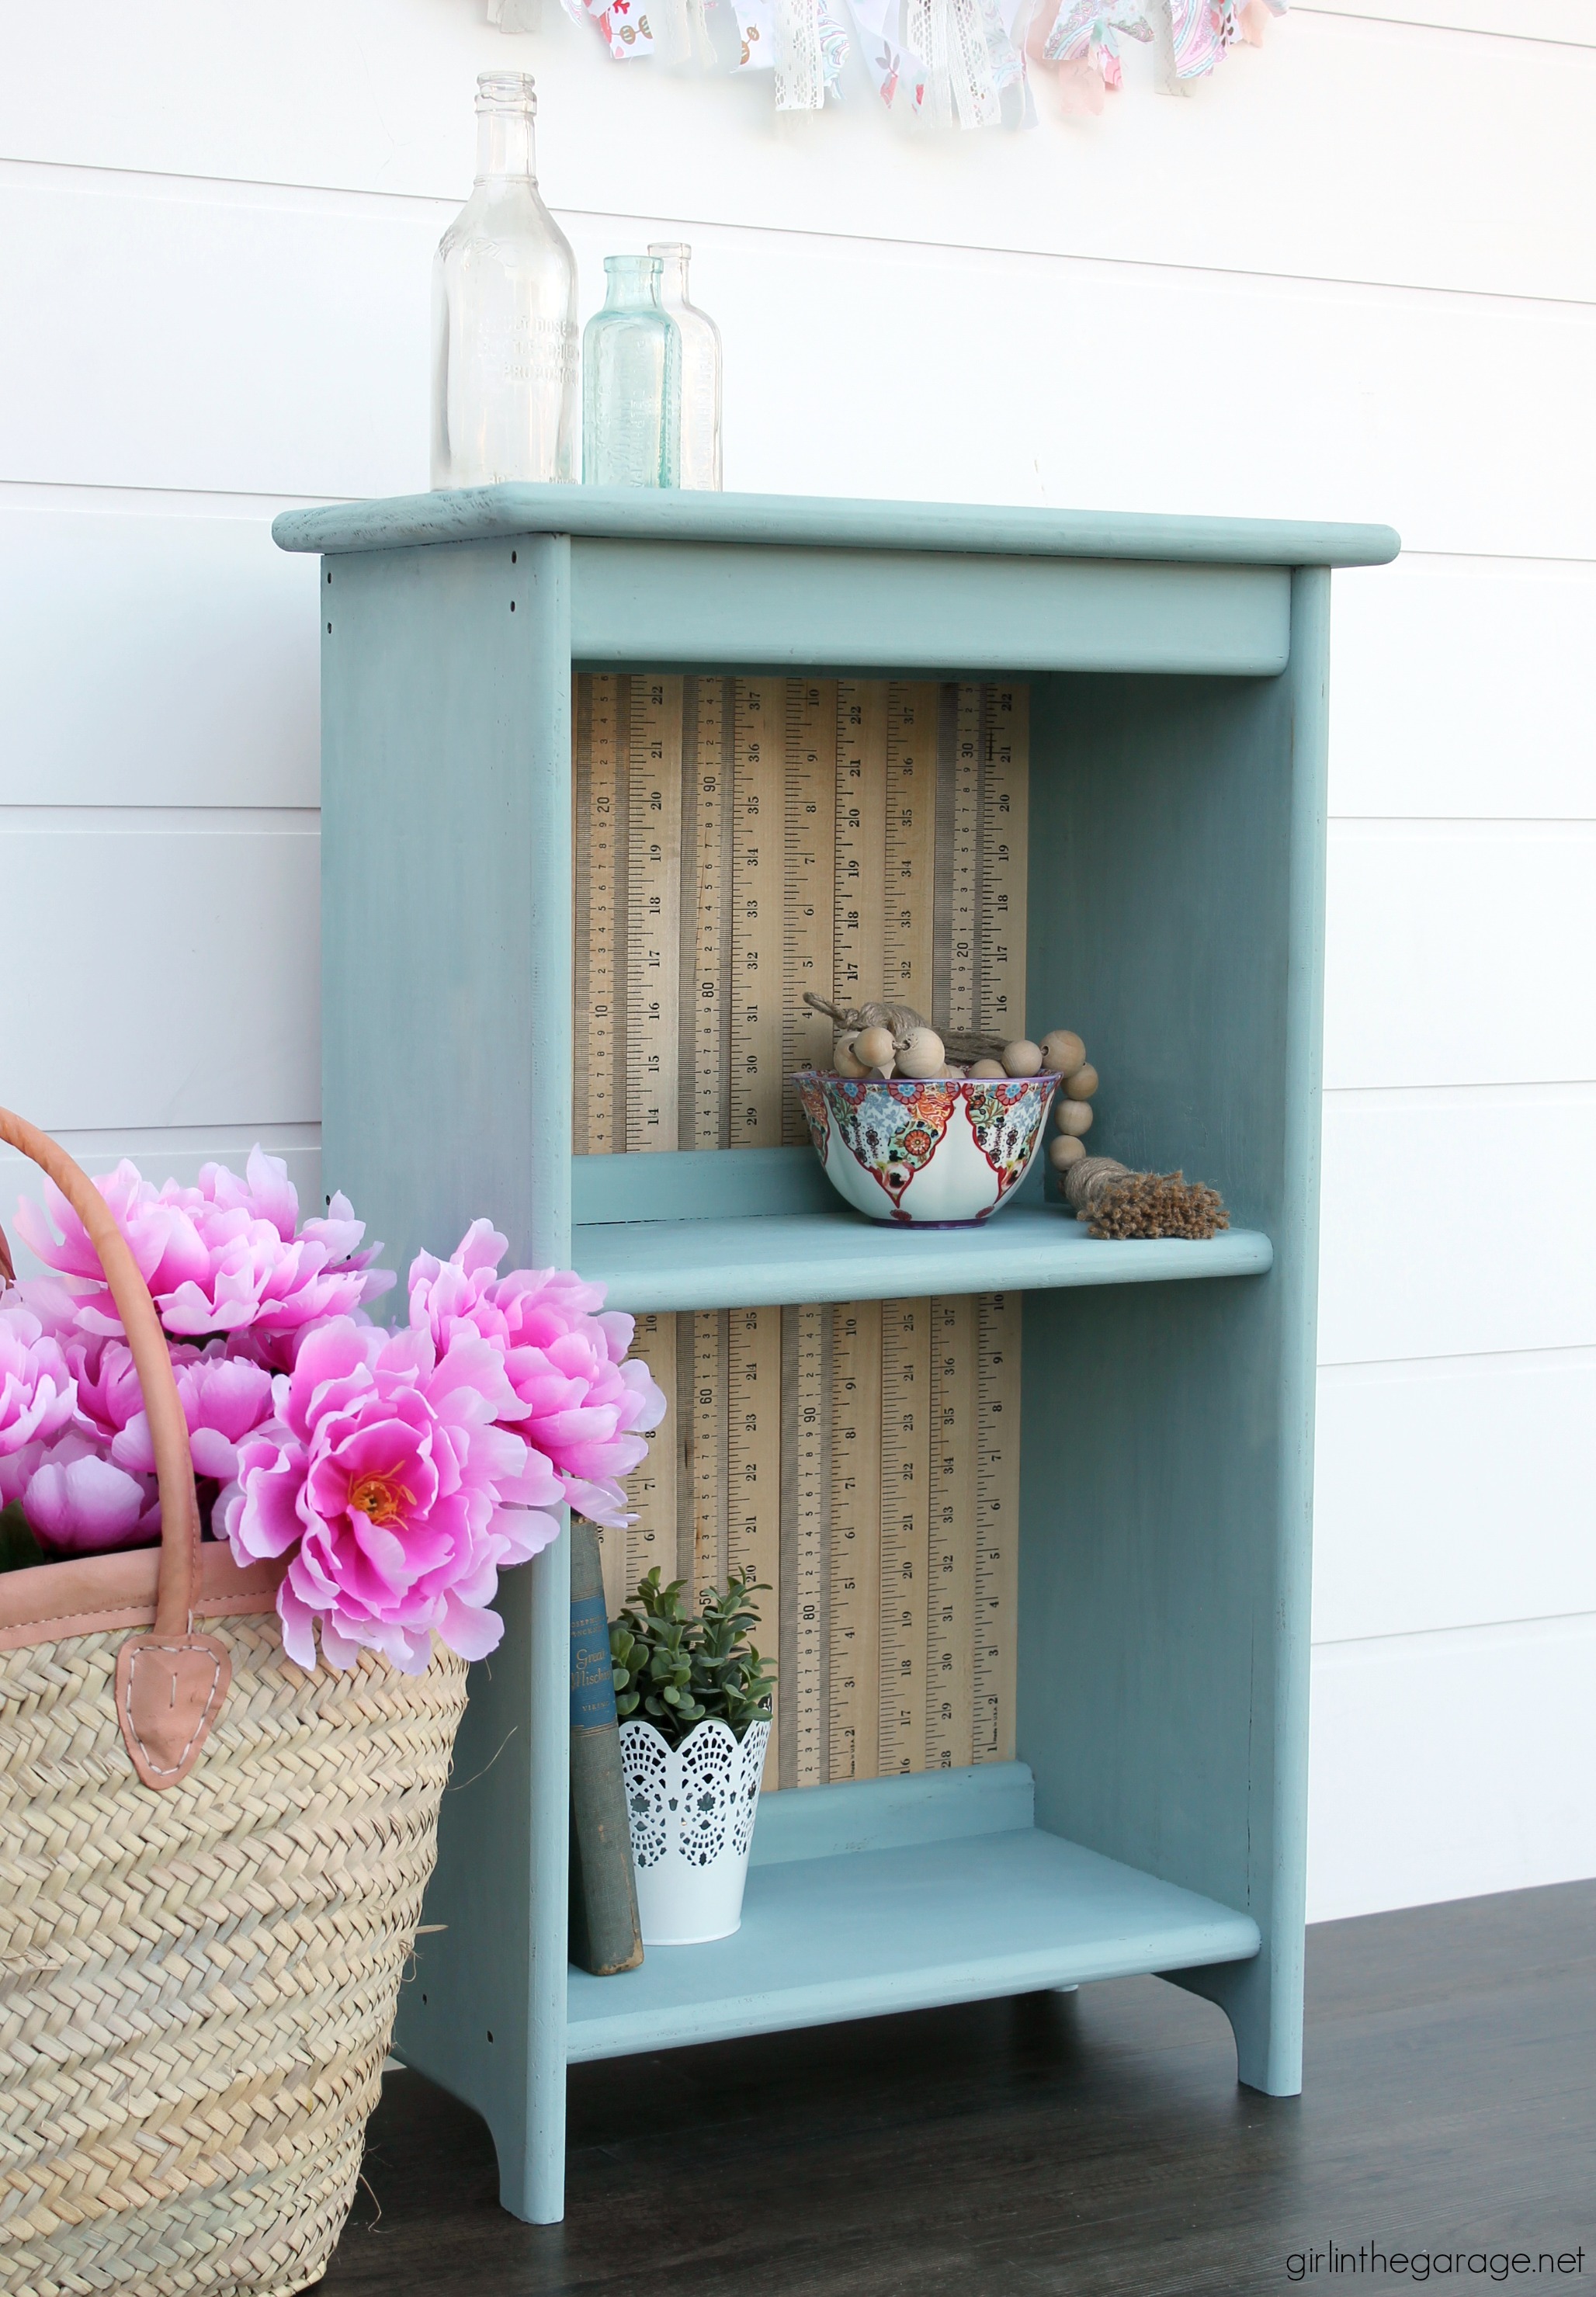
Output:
(0, 1111), (471, 2297)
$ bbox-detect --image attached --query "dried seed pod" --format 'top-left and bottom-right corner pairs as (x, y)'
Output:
(855, 1025), (897, 1070)
(834, 1032), (869, 1079)
(895, 1025), (945, 1080)
(970, 1057), (1007, 1080)
(1002, 1040), (1044, 1077)
(1056, 1098), (1094, 1137)
(1063, 1063), (1098, 1100)
(1061, 1156), (1230, 1240)
(1048, 1133), (1087, 1171)
(1039, 1029), (1085, 1077)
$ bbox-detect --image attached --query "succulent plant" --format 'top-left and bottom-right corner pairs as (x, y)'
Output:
(609, 1568), (776, 1747)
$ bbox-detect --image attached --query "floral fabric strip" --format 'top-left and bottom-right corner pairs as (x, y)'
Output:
(561, 0), (657, 60)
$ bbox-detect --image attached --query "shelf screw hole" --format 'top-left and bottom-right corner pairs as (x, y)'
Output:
(421, 1993), (428, 2005)
(326, 569), (331, 584)
(487, 2030), (494, 2042)
(509, 599), (515, 612)
(511, 550), (517, 564)
(326, 622), (332, 634)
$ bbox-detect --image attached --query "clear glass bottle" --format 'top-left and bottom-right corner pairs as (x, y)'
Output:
(431, 72), (577, 490)
(647, 242), (723, 492)
(581, 257), (681, 490)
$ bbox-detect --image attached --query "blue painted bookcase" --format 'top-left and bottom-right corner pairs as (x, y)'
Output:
(274, 487), (1399, 2224)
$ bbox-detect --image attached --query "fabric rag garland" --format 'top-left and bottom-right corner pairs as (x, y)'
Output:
(534, 0), (1285, 119)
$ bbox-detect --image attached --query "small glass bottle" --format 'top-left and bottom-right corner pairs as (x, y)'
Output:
(647, 242), (723, 492)
(432, 72), (578, 489)
(581, 257), (681, 490)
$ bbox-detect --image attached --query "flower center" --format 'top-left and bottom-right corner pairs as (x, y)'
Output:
(349, 1471), (413, 1529)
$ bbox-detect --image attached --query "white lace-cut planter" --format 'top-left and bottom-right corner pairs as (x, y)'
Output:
(619, 1716), (771, 1945)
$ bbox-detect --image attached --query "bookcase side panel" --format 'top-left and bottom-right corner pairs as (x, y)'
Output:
(320, 534), (572, 1275)
(1171, 567), (1328, 2093)
(320, 533), (574, 2218)
(1016, 637), (1324, 2093)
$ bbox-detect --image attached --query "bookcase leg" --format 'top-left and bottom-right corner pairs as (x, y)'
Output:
(1173, 1949), (1303, 2097)
(490, 2101), (567, 2226)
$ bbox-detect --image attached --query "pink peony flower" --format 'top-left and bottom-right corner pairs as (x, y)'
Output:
(13, 1160), (210, 1311)
(68, 1331), (166, 1449)
(112, 1345), (277, 1483)
(217, 1317), (561, 1674)
(0, 1303), (80, 1459)
(16, 1147), (395, 1350)
(408, 1224), (667, 1526)
(23, 1430), (158, 1557)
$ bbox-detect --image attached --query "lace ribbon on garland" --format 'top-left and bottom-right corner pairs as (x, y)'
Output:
(730, 0), (849, 100)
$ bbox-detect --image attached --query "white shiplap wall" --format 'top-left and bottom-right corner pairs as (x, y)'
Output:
(2, 0), (1591, 1921)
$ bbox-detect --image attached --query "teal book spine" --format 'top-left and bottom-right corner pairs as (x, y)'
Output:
(568, 1520), (644, 1976)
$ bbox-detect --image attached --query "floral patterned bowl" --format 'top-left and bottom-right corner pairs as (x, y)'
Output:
(793, 1070), (1057, 1226)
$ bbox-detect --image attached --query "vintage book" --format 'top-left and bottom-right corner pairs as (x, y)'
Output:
(568, 1518), (644, 1976)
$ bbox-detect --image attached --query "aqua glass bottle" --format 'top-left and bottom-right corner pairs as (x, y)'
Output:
(582, 257), (681, 490)
(647, 243), (723, 491)
(432, 72), (578, 489)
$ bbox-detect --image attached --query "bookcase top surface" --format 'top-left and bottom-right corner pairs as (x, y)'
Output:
(272, 484), (1400, 569)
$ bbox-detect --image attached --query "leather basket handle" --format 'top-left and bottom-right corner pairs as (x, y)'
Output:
(0, 1108), (230, 1787)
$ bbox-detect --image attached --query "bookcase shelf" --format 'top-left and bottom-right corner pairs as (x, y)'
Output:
(277, 483), (1398, 2227)
(561, 1765), (1259, 2063)
(573, 1205), (1275, 1313)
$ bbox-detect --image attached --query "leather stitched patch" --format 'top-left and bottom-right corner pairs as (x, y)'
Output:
(114, 1633), (233, 1790)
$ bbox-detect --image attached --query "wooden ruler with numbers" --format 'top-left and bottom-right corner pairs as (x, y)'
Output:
(973, 1291), (1022, 1764)
(980, 685), (1029, 1047)
(779, 1303), (831, 1788)
(927, 1296), (978, 1771)
(680, 678), (730, 1151)
(779, 681), (838, 1135)
(727, 1303), (782, 1788)
(686, 1309), (727, 1598)
(572, 673), (621, 1157)
(623, 678), (683, 1152)
(833, 681), (888, 1013)
(827, 1300), (882, 1783)
(884, 687), (937, 1015)
(730, 682), (785, 1147)
(878, 1298), (931, 1776)
(939, 684), (984, 1039)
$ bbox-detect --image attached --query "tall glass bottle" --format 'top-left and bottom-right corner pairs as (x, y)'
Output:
(581, 257), (680, 490)
(647, 242), (723, 492)
(432, 72), (577, 489)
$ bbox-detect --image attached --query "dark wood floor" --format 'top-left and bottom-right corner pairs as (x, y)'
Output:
(318, 1879), (1596, 2295)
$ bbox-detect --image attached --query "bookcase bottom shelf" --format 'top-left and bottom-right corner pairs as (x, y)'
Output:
(564, 1769), (1259, 2065)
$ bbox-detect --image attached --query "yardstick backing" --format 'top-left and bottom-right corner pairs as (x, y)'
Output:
(578, 678), (1030, 1784)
